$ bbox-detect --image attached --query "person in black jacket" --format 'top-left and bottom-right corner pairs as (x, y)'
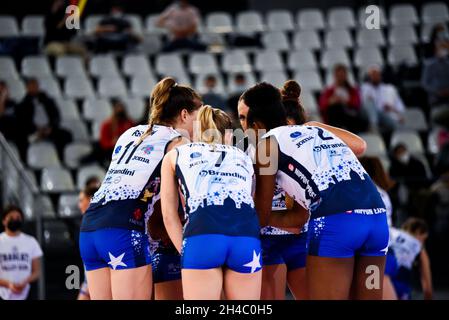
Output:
(15, 78), (72, 161)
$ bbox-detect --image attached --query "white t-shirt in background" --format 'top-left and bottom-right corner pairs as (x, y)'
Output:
(0, 232), (43, 300)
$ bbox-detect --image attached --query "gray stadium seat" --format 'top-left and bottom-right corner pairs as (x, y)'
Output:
(287, 49), (318, 72)
(97, 77), (127, 98)
(89, 55), (120, 78)
(297, 9), (325, 30)
(206, 12), (233, 33)
(125, 14), (143, 34)
(22, 56), (52, 77)
(199, 32), (226, 51)
(61, 119), (90, 142)
(194, 73), (226, 95)
(359, 132), (387, 157)
(121, 96), (146, 121)
(58, 193), (82, 218)
(388, 45), (418, 67)
(56, 56), (87, 78)
(398, 108), (428, 131)
(236, 11), (265, 34)
(325, 30), (353, 49)
(155, 53), (185, 75)
(36, 75), (62, 98)
(140, 34), (163, 55)
(267, 10), (295, 32)
(160, 69), (191, 86)
(64, 76), (95, 99)
(262, 31), (290, 51)
(189, 52), (219, 74)
(358, 6), (388, 27)
(64, 142), (93, 169)
(27, 142), (61, 169)
(354, 47), (384, 68)
(77, 165), (106, 190)
(292, 30), (321, 50)
(0, 15), (19, 37)
(130, 74), (157, 98)
(91, 121), (101, 141)
(54, 98), (80, 121)
(300, 89), (319, 115)
(82, 98), (112, 122)
(320, 48), (351, 69)
(294, 70), (323, 91)
(255, 50), (284, 72)
(84, 15), (104, 34)
(222, 50), (252, 73)
(227, 72), (256, 94)
(390, 130), (425, 154)
(421, 2), (449, 24)
(356, 29), (386, 47)
(0, 57), (19, 79)
(34, 195), (57, 219)
(260, 71), (288, 88)
(328, 7), (356, 29)
(145, 14), (168, 35)
(388, 26), (418, 45)
(2, 78), (25, 101)
(43, 220), (73, 251)
(122, 54), (152, 77)
(421, 23), (447, 43)
(21, 15), (45, 37)
(41, 168), (75, 193)
(389, 4), (419, 26)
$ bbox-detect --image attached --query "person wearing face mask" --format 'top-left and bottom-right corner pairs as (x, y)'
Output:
(0, 205), (43, 300)
(390, 144), (428, 189)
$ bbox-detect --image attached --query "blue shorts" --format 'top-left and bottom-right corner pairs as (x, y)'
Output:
(261, 233), (307, 270)
(181, 234), (262, 274)
(80, 228), (151, 271)
(307, 212), (389, 258)
(384, 248), (398, 278)
(392, 280), (412, 300)
(152, 252), (181, 284)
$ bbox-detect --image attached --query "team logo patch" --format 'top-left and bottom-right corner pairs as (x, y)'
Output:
(190, 152), (202, 159)
(288, 163), (295, 171)
(141, 145), (154, 155)
(290, 131), (302, 139)
(114, 145), (122, 154)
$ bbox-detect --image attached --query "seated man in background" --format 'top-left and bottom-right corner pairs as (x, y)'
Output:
(361, 65), (406, 132)
(201, 75), (227, 111)
(0, 205), (43, 300)
(0, 81), (18, 140)
(227, 73), (248, 120)
(319, 64), (367, 133)
(94, 2), (141, 53)
(15, 78), (72, 161)
(157, 0), (206, 52)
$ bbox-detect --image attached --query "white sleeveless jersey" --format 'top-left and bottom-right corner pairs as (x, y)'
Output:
(389, 227), (422, 270)
(175, 143), (260, 237)
(377, 186), (393, 227)
(91, 125), (181, 223)
(262, 125), (385, 217)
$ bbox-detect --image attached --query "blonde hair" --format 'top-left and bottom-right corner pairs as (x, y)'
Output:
(138, 77), (202, 143)
(196, 105), (232, 144)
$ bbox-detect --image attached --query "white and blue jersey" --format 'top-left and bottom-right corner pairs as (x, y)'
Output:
(386, 227), (422, 299)
(176, 143), (262, 273)
(79, 125), (181, 271)
(263, 125), (389, 258)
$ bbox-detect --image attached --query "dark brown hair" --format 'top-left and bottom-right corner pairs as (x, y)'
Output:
(402, 217), (428, 236)
(281, 80), (307, 125)
(359, 156), (396, 191)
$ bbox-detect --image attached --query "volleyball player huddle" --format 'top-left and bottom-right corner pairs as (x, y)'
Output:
(79, 77), (390, 300)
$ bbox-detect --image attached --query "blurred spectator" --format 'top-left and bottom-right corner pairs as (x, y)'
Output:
(360, 156), (396, 227)
(15, 78), (72, 160)
(85, 176), (101, 190)
(93, 3), (141, 53)
(44, 0), (87, 57)
(227, 73), (247, 118)
(423, 23), (449, 59)
(422, 39), (449, 106)
(0, 205), (42, 300)
(361, 65), (405, 132)
(429, 167), (449, 238)
(0, 81), (18, 140)
(390, 143), (428, 188)
(201, 75), (227, 111)
(319, 64), (368, 133)
(157, 0), (206, 52)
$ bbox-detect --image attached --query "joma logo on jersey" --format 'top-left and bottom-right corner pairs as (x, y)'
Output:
(296, 136), (313, 148)
(132, 155), (150, 164)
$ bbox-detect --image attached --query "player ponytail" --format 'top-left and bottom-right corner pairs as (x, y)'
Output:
(281, 80), (307, 125)
(197, 105), (232, 144)
(138, 77), (202, 143)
